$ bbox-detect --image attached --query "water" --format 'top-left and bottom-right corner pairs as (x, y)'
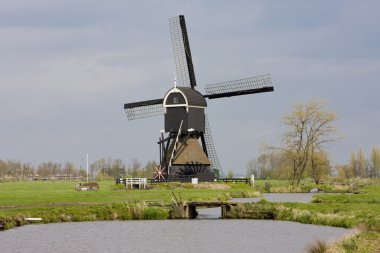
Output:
(0, 220), (350, 253)
(196, 193), (319, 219)
(0, 193), (351, 253)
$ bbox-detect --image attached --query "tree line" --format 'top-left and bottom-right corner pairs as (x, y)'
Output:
(0, 158), (158, 181)
(337, 147), (380, 179)
(246, 146), (379, 182)
(246, 101), (380, 184)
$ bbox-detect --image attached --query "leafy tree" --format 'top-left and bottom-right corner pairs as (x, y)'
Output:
(336, 164), (350, 180)
(309, 150), (330, 184)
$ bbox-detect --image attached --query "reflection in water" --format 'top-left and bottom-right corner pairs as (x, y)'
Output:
(0, 220), (350, 253)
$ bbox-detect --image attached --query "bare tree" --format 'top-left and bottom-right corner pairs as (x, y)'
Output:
(349, 151), (359, 177)
(349, 149), (369, 178)
(7, 160), (23, 180)
(37, 161), (61, 178)
(111, 159), (125, 178)
(63, 162), (76, 179)
(357, 148), (366, 178)
(227, 170), (234, 179)
(90, 158), (109, 180)
(280, 101), (339, 185)
(0, 160), (6, 180)
(128, 158), (141, 177)
(370, 146), (380, 178)
(22, 163), (35, 179)
(246, 159), (258, 178)
(142, 160), (158, 178)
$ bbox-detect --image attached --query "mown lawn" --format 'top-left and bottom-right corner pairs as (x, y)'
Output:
(0, 180), (257, 216)
(1, 179), (379, 252)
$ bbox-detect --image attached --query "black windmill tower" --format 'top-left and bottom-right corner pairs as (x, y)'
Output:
(124, 15), (274, 182)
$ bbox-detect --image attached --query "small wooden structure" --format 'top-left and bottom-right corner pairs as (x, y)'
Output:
(218, 178), (251, 184)
(25, 218), (42, 222)
(170, 201), (238, 219)
(116, 178), (148, 190)
(75, 182), (99, 191)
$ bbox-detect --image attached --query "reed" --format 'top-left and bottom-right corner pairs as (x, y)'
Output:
(306, 239), (329, 253)
(0, 203), (169, 230)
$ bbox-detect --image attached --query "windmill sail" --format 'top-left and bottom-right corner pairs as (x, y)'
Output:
(204, 114), (224, 177)
(204, 74), (273, 99)
(169, 15), (196, 89)
(124, 98), (164, 120)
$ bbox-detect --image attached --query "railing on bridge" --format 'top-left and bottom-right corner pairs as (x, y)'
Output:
(117, 177), (251, 185)
(217, 178), (250, 184)
(116, 178), (147, 189)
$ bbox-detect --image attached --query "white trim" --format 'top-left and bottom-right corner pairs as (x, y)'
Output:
(164, 104), (206, 109)
(163, 87), (188, 108)
(165, 103), (187, 108)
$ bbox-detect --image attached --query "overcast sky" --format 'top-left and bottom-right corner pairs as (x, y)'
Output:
(1, 0), (379, 175)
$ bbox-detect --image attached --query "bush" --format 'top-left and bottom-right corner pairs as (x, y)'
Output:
(111, 184), (126, 190)
(264, 181), (271, 192)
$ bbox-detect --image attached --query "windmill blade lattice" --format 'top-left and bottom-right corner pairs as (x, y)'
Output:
(204, 74), (273, 99)
(204, 114), (224, 177)
(124, 98), (164, 121)
(169, 15), (196, 89)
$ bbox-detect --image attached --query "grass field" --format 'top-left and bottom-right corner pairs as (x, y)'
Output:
(0, 180), (257, 215)
(1, 179), (379, 252)
(227, 181), (380, 252)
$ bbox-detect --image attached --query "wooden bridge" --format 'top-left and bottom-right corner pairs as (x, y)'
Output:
(170, 201), (239, 219)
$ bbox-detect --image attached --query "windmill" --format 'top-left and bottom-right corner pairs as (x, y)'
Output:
(124, 15), (274, 182)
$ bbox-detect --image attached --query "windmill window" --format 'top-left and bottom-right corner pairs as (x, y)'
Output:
(173, 97), (179, 104)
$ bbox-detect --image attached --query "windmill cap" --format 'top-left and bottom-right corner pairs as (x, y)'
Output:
(163, 86), (207, 108)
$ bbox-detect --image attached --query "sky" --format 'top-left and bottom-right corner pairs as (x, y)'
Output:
(0, 0), (379, 175)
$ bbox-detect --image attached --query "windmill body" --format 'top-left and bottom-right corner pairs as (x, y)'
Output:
(163, 86), (206, 134)
(161, 86), (214, 181)
(124, 15), (274, 182)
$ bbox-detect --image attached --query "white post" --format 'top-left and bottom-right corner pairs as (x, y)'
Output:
(251, 174), (255, 188)
(86, 154), (89, 182)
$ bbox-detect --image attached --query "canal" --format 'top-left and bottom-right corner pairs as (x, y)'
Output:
(0, 193), (352, 253)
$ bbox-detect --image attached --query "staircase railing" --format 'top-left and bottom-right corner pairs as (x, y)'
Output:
(168, 120), (183, 176)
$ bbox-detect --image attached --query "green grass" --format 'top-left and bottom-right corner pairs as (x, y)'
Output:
(0, 180), (259, 230)
(0, 180), (257, 215)
(225, 182), (380, 253)
(312, 184), (380, 204)
(1, 179), (379, 252)
(224, 184), (380, 229)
